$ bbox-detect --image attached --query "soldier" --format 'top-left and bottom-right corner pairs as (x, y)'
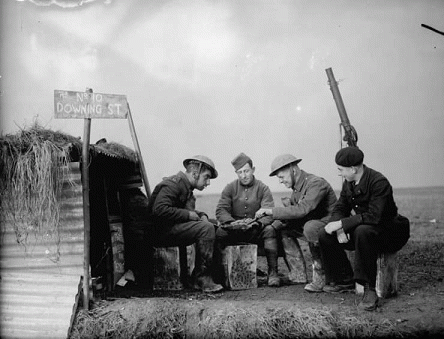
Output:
(215, 153), (279, 286)
(147, 155), (223, 293)
(320, 147), (410, 311)
(256, 154), (337, 292)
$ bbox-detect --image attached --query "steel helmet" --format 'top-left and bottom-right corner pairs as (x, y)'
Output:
(183, 155), (218, 179)
(269, 154), (302, 176)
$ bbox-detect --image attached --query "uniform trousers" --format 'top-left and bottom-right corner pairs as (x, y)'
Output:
(215, 224), (276, 246)
(280, 219), (327, 244)
(153, 220), (216, 247)
(318, 224), (382, 287)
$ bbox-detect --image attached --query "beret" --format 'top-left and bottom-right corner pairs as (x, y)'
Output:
(231, 152), (252, 171)
(335, 147), (364, 167)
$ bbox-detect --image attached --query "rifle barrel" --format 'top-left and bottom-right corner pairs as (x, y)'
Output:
(326, 68), (351, 125)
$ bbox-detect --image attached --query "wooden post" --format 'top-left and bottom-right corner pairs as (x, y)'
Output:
(127, 103), (151, 198)
(81, 88), (92, 310)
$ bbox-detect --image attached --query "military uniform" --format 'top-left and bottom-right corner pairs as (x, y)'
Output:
(272, 170), (337, 242)
(267, 154), (337, 290)
(147, 171), (214, 246)
(215, 177), (275, 244)
(319, 146), (410, 310)
(145, 155), (223, 293)
(214, 152), (281, 286)
(319, 165), (410, 287)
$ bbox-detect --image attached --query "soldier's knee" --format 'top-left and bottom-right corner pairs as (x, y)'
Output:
(262, 224), (276, 238)
(197, 220), (216, 239)
(303, 220), (325, 243)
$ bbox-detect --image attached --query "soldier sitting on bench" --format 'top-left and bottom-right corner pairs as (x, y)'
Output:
(320, 147), (410, 311)
(146, 155), (223, 293)
(215, 153), (279, 287)
(256, 154), (338, 292)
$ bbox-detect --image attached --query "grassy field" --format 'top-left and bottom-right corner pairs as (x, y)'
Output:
(70, 186), (444, 339)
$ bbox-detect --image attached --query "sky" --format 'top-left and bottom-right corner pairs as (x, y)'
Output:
(1, 0), (443, 195)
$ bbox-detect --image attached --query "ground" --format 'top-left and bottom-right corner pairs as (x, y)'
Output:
(71, 240), (444, 338)
(70, 189), (444, 338)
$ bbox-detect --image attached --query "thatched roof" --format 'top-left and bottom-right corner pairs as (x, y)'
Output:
(0, 123), (139, 246)
(91, 141), (138, 163)
(0, 123), (82, 161)
(0, 124), (138, 164)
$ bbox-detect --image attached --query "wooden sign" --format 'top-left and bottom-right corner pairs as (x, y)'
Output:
(54, 90), (128, 119)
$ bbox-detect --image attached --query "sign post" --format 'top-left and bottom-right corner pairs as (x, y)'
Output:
(54, 89), (150, 309)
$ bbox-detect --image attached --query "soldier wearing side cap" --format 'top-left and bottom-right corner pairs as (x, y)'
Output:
(215, 153), (279, 287)
(320, 147), (410, 311)
(256, 154), (338, 292)
(146, 155), (223, 293)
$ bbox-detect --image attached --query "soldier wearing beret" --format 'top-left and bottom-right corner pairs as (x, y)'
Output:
(256, 154), (338, 292)
(147, 155), (223, 293)
(215, 153), (280, 286)
(320, 147), (410, 311)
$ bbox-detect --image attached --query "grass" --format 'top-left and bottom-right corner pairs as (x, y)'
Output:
(0, 122), (81, 249)
(70, 299), (402, 339)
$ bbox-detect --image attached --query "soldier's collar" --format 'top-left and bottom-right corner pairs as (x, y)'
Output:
(293, 170), (307, 191)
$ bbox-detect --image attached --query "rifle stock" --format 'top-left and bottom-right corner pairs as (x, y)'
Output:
(326, 67), (358, 147)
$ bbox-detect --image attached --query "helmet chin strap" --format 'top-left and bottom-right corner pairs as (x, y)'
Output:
(193, 162), (203, 186)
(290, 164), (295, 188)
(290, 164), (300, 189)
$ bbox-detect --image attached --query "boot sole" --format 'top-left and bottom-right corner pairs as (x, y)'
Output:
(289, 280), (308, 285)
(323, 284), (355, 293)
(359, 299), (380, 311)
(304, 288), (323, 293)
(203, 287), (224, 293)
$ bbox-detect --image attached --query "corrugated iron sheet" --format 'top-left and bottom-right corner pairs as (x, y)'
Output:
(1, 162), (84, 339)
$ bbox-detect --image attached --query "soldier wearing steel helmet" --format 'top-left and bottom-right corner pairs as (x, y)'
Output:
(256, 154), (337, 292)
(146, 155), (223, 293)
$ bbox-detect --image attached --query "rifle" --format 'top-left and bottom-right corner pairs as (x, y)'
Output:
(325, 67), (358, 147)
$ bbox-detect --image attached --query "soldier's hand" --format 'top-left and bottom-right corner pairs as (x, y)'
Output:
(188, 211), (200, 221)
(336, 228), (349, 244)
(325, 220), (342, 234)
(281, 197), (291, 207)
(255, 208), (271, 218)
(200, 214), (209, 222)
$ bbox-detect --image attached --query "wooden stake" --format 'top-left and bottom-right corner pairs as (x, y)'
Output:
(127, 103), (152, 198)
(81, 88), (92, 310)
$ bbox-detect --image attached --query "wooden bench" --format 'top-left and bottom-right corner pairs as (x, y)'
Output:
(152, 245), (195, 290)
(347, 251), (398, 298)
(222, 244), (258, 290)
(153, 244), (259, 291)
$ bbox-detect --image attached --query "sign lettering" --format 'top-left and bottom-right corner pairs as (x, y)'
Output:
(54, 90), (128, 119)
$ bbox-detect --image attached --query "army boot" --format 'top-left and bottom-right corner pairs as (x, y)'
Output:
(358, 283), (379, 311)
(264, 238), (280, 287)
(304, 243), (326, 293)
(193, 239), (223, 293)
(281, 236), (308, 284)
